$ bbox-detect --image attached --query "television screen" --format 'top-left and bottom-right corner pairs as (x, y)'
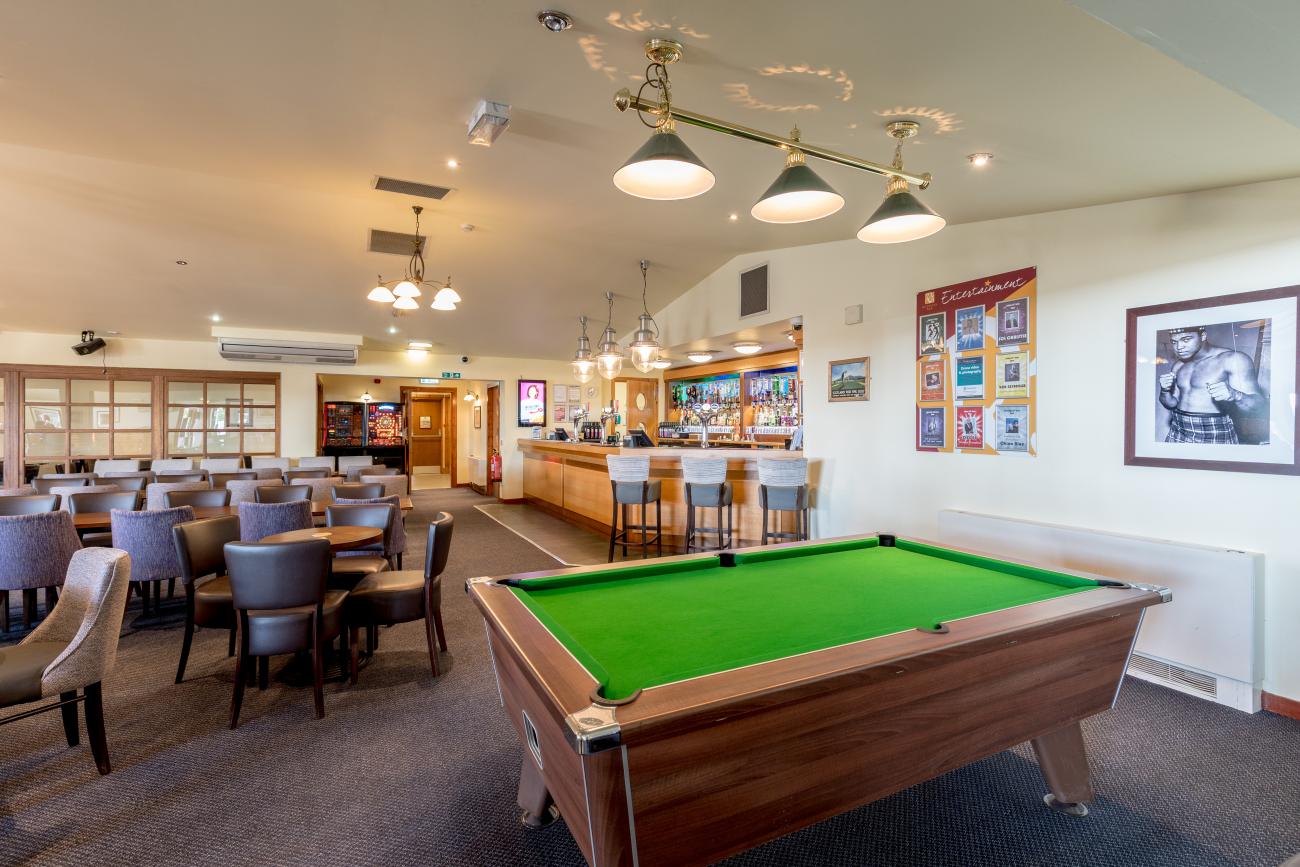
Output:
(518, 379), (546, 426)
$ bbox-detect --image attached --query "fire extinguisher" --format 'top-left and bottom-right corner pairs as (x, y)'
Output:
(489, 451), (502, 482)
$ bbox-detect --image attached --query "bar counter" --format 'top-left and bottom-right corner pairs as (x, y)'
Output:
(518, 438), (813, 547)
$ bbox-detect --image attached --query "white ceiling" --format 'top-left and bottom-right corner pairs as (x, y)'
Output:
(1, 0), (1298, 360)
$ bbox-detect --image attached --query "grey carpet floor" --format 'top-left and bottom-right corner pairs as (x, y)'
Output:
(2, 487), (1299, 867)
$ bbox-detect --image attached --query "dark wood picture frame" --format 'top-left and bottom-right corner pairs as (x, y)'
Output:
(1124, 285), (1300, 475)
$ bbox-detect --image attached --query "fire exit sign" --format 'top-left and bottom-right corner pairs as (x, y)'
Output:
(441, 371), (462, 379)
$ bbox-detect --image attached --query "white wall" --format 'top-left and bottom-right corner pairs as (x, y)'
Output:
(0, 334), (601, 499)
(654, 176), (1300, 704)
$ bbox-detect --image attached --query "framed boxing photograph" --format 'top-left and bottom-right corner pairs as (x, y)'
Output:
(1124, 285), (1300, 475)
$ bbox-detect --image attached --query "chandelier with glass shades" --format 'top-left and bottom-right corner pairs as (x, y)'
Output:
(366, 205), (463, 312)
(612, 39), (944, 244)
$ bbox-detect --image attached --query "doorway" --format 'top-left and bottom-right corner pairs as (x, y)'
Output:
(617, 376), (659, 438)
(401, 387), (457, 489)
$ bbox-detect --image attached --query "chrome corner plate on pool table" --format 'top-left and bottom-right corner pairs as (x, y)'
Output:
(467, 533), (1170, 867)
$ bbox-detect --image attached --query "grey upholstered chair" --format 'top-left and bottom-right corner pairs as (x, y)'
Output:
(345, 513), (453, 682)
(165, 488), (232, 509)
(171, 516), (240, 683)
(224, 539), (343, 727)
(605, 455), (662, 561)
(150, 458), (195, 474)
(0, 495), (58, 516)
(255, 484), (311, 504)
(225, 478), (283, 507)
(250, 457), (290, 473)
(154, 471), (207, 483)
(237, 500), (312, 542)
(358, 474), (409, 497)
(51, 484), (121, 511)
(146, 481), (211, 510)
(0, 486), (38, 498)
(92, 459), (141, 474)
(0, 547), (131, 775)
(99, 474), (151, 493)
(199, 458), (243, 474)
(294, 456), (335, 472)
(110, 506), (195, 618)
(757, 457), (810, 544)
(0, 511), (82, 632)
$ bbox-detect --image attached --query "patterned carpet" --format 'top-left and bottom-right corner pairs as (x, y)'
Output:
(2, 487), (1298, 866)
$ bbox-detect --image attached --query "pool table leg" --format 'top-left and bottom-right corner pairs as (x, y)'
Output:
(518, 752), (558, 828)
(1031, 721), (1094, 816)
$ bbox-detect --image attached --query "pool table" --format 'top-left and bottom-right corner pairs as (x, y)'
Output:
(467, 534), (1171, 867)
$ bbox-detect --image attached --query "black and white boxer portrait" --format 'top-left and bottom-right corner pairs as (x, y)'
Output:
(1155, 321), (1270, 445)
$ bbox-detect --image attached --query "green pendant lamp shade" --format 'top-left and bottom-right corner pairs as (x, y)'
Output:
(613, 124), (715, 200)
(857, 177), (945, 244)
(751, 151), (845, 223)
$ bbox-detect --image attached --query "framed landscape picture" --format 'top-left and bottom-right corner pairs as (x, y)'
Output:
(1124, 285), (1299, 475)
(829, 356), (870, 402)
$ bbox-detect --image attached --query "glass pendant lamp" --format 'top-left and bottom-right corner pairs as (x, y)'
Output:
(594, 292), (624, 380)
(571, 316), (596, 384)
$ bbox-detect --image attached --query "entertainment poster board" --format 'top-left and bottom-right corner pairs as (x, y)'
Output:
(916, 267), (1037, 456)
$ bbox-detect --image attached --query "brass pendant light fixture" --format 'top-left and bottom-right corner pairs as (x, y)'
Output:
(366, 205), (464, 313)
(613, 40), (942, 243)
(612, 40), (715, 201)
(857, 122), (946, 244)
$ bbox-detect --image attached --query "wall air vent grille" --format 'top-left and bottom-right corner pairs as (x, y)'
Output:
(1128, 653), (1218, 698)
(368, 229), (425, 255)
(373, 176), (453, 200)
(740, 264), (769, 318)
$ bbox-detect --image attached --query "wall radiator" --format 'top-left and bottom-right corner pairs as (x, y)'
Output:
(937, 510), (1264, 713)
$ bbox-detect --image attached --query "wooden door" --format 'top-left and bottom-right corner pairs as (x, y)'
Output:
(486, 384), (500, 497)
(622, 378), (658, 437)
(409, 396), (445, 472)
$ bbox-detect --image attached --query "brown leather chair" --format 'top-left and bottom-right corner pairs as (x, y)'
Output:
(360, 466), (400, 476)
(157, 472), (207, 483)
(0, 495), (58, 516)
(325, 503), (395, 586)
(97, 474), (152, 493)
(165, 488), (232, 509)
(331, 483), (383, 500)
(171, 516), (240, 683)
(33, 476), (89, 495)
(284, 468), (329, 482)
(223, 539), (344, 728)
(68, 491), (140, 546)
(211, 471), (256, 489)
(255, 484), (311, 504)
(345, 513), (453, 681)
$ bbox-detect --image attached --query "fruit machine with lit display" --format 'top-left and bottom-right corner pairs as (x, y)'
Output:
(365, 402), (406, 469)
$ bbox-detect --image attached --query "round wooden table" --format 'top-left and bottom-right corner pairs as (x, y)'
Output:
(261, 526), (381, 552)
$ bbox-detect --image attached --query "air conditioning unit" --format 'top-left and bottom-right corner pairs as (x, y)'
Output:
(217, 337), (358, 365)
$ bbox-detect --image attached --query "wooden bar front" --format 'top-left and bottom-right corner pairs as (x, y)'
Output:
(518, 439), (812, 547)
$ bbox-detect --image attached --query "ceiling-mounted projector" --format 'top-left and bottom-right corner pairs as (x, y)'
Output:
(72, 330), (107, 356)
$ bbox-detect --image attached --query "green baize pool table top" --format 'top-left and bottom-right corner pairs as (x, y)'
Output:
(509, 537), (1101, 701)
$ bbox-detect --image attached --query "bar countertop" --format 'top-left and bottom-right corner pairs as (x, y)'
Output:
(517, 438), (801, 462)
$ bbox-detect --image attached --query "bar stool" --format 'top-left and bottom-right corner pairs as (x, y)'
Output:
(758, 457), (810, 545)
(682, 457), (733, 552)
(606, 456), (662, 562)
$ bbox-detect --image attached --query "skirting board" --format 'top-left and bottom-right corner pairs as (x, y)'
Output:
(1264, 692), (1300, 721)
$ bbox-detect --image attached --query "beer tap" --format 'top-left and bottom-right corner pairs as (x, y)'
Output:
(692, 402), (723, 448)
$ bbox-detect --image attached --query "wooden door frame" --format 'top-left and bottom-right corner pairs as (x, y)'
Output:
(486, 383), (500, 498)
(399, 386), (458, 486)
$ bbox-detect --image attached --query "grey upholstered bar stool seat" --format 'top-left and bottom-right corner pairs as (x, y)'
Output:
(606, 455), (662, 562)
(757, 457), (810, 544)
(682, 457), (733, 552)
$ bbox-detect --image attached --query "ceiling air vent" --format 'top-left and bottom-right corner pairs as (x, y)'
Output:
(373, 176), (453, 200)
(217, 338), (357, 366)
(740, 264), (769, 318)
(368, 229), (424, 255)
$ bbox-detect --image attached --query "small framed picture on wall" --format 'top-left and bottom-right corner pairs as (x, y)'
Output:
(473, 405), (482, 429)
(1125, 284), (1299, 474)
(828, 357), (870, 402)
